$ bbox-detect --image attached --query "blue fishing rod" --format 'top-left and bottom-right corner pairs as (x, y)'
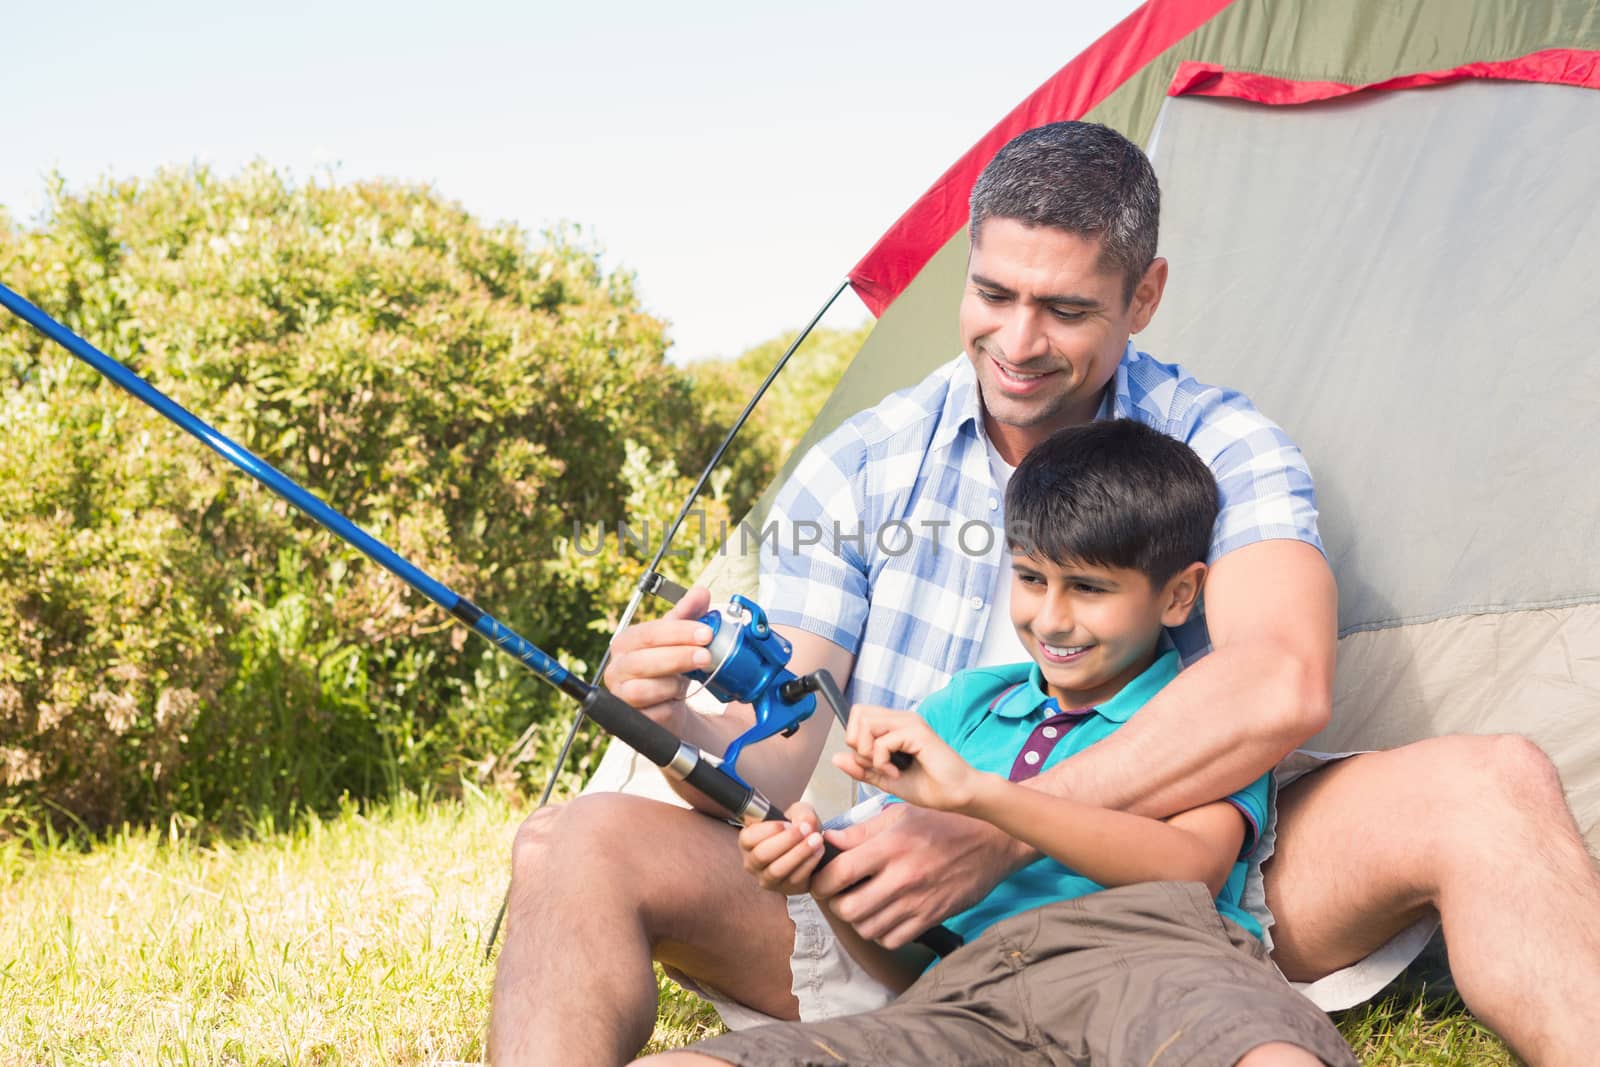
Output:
(0, 280), (965, 957)
(0, 280), (778, 826)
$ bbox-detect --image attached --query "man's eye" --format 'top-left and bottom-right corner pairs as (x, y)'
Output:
(1050, 307), (1086, 322)
(976, 289), (1006, 304)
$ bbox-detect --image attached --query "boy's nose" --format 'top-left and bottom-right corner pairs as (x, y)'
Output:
(1037, 595), (1075, 635)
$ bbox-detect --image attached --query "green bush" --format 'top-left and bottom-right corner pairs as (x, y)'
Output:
(0, 166), (724, 831)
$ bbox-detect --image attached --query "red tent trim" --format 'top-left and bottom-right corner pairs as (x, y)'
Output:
(846, 0), (1235, 317)
(1168, 49), (1600, 104)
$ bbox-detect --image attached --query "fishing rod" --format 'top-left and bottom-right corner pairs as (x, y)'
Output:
(0, 282), (784, 825)
(0, 280), (964, 957)
(520, 278), (852, 808)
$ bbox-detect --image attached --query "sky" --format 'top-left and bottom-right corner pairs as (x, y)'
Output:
(2, 0), (1139, 362)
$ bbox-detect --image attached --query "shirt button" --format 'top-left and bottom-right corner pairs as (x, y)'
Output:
(987, 497), (998, 511)
(1042, 726), (1058, 739)
(1023, 750), (1042, 766)
(969, 596), (983, 610)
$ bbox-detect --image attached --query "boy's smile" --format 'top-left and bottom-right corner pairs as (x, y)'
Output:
(1010, 552), (1204, 708)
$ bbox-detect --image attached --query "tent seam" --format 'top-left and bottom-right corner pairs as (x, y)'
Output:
(1338, 593), (1600, 639)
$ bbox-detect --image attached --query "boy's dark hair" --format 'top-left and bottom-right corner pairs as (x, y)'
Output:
(1005, 419), (1218, 584)
(968, 121), (1159, 305)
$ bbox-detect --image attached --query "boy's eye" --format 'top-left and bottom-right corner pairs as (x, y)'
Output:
(1016, 572), (1044, 585)
(1072, 582), (1104, 594)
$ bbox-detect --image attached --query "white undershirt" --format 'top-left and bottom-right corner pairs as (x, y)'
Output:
(974, 436), (1030, 668)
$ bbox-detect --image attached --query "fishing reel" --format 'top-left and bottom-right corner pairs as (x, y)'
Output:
(643, 574), (911, 787)
(644, 575), (853, 787)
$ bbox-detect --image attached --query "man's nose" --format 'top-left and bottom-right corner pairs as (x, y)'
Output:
(999, 308), (1048, 362)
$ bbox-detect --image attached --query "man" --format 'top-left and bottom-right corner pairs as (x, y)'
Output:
(489, 122), (1600, 1067)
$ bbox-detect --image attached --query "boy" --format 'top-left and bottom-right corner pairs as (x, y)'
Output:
(635, 420), (1354, 1066)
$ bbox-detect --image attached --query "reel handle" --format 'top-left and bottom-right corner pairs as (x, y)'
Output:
(783, 670), (912, 772)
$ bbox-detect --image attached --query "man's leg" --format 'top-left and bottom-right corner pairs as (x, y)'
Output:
(1266, 734), (1600, 1066)
(488, 792), (801, 1067)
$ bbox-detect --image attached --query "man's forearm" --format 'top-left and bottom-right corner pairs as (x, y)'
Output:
(1025, 639), (1328, 818)
(816, 896), (931, 993)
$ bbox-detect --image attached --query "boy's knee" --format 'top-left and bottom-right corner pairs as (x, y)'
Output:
(1235, 1042), (1326, 1067)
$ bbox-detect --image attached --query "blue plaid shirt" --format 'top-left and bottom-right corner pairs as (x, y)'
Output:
(758, 345), (1323, 711)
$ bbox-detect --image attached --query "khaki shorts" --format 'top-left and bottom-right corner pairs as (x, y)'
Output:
(691, 881), (1357, 1067)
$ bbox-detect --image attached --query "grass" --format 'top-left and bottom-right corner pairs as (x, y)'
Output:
(0, 790), (1514, 1065)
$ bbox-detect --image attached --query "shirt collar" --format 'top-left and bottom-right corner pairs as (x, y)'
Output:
(1096, 340), (1138, 422)
(935, 341), (1138, 455)
(991, 649), (1182, 722)
(930, 355), (984, 456)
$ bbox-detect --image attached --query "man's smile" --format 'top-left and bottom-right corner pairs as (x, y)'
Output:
(989, 354), (1064, 393)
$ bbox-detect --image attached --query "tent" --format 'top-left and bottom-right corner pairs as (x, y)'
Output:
(588, 0), (1600, 908)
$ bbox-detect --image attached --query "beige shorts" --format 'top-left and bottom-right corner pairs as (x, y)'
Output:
(691, 881), (1356, 1067)
(682, 750), (1440, 1029)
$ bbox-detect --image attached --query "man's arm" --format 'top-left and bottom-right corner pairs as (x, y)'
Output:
(1036, 537), (1336, 816)
(814, 539), (1336, 946)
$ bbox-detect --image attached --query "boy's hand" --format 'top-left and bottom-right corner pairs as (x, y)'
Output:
(832, 707), (981, 813)
(738, 801), (826, 896)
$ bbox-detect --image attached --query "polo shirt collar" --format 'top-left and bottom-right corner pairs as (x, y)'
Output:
(990, 649), (1182, 722)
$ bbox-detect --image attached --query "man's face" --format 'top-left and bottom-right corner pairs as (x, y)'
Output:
(1008, 552), (1199, 709)
(960, 218), (1165, 464)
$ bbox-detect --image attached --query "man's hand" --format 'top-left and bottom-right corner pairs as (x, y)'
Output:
(738, 802), (826, 896)
(810, 803), (1027, 948)
(601, 586), (716, 738)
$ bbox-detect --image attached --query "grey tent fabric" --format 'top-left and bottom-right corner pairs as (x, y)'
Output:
(1142, 81), (1600, 839)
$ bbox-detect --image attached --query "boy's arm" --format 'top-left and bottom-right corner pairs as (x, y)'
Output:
(838, 708), (1248, 895)
(964, 779), (1246, 896)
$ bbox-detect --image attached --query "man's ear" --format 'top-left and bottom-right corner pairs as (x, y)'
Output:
(1129, 257), (1168, 334)
(1159, 560), (1207, 627)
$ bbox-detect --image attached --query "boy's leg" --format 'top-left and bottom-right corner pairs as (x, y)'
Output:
(670, 882), (1356, 1067)
(1236, 1044), (1325, 1067)
(1266, 736), (1600, 1067)
(488, 792), (801, 1067)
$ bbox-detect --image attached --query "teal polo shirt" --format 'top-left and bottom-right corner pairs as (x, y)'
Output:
(913, 650), (1271, 944)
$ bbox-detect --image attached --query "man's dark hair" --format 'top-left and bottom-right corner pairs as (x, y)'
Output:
(968, 121), (1159, 304)
(1005, 419), (1218, 585)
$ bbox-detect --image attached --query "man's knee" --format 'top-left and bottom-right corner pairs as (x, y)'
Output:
(509, 793), (653, 886)
(1422, 733), (1568, 822)
(1383, 734), (1583, 876)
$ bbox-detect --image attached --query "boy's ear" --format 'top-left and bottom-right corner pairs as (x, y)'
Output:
(1158, 561), (1208, 627)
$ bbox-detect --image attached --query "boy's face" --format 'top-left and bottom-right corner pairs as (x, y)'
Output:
(1009, 552), (1205, 709)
